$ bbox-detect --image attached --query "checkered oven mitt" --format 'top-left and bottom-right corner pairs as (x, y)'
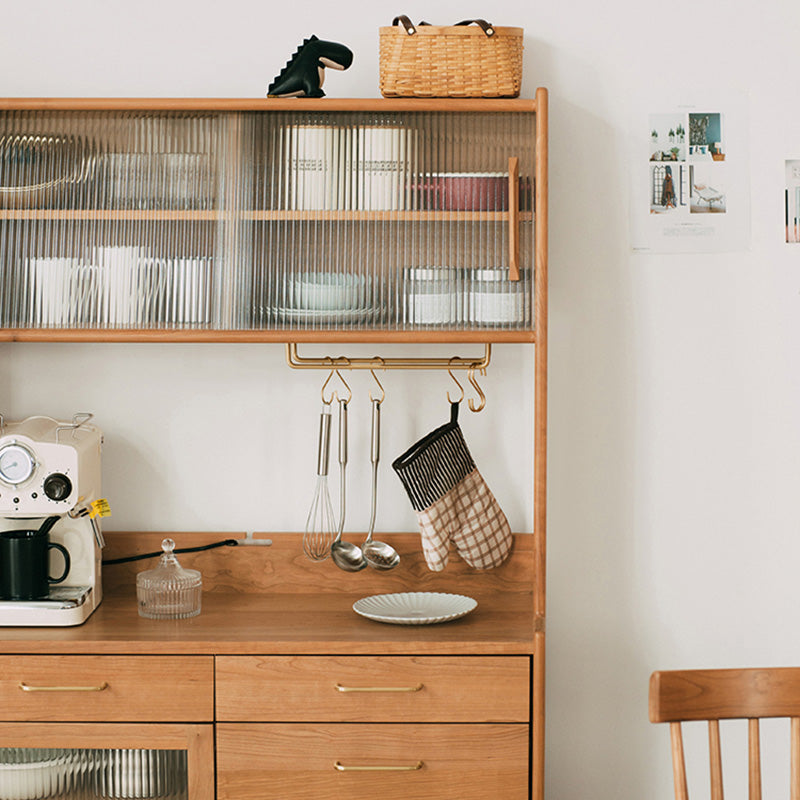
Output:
(391, 403), (512, 572)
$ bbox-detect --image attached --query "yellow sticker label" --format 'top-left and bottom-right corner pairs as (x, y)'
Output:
(89, 498), (111, 518)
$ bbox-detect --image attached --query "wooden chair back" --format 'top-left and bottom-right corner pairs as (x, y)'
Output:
(649, 668), (800, 800)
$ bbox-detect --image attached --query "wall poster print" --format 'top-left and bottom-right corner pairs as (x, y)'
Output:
(630, 94), (749, 253)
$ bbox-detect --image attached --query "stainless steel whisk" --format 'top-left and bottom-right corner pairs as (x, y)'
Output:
(303, 401), (336, 561)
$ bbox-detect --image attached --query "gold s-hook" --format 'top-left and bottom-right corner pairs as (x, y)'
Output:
(369, 369), (385, 404)
(334, 368), (353, 405)
(467, 368), (487, 412)
(321, 369), (336, 405)
(447, 361), (465, 404)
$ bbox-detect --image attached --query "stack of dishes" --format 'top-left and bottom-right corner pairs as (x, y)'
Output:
(0, 134), (93, 209)
(274, 272), (377, 324)
(0, 749), (71, 800)
(101, 153), (214, 210)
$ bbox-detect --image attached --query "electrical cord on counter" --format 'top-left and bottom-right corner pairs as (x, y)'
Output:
(102, 539), (239, 565)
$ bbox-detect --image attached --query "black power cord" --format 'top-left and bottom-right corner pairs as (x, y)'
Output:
(102, 538), (239, 566)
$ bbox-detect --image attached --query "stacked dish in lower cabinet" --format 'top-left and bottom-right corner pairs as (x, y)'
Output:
(215, 655), (531, 800)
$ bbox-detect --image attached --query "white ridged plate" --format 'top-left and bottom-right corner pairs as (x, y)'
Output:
(353, 592), (477, 625)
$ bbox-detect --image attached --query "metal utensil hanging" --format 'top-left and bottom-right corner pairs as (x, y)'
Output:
(362, 390), (400, 571)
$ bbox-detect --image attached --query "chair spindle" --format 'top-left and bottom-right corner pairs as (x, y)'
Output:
(709, 719), (724, 800)
(670, 721), (689, 800)
(748, 718), (761, 800)
(791, 717), (800, 800)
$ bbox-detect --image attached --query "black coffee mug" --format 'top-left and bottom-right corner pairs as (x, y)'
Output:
(0, 528), (71, 600)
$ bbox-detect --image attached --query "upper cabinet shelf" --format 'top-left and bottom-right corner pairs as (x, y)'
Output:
(0, 94), (547, 343)
(0, 210), (533, 222)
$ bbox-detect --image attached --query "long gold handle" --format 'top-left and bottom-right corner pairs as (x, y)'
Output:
(508, 156), (520, 281)
(19, 681), (109, 692)
(334, 760), (424, 772)
(335, 682), (424, 693)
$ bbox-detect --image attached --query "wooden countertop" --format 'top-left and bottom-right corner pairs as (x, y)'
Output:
(0, 532), (538, 656)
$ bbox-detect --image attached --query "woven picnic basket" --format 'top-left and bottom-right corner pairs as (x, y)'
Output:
(379, 16), (523, 98)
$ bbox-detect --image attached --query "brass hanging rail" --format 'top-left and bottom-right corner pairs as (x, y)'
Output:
(285, 343), (492, 371)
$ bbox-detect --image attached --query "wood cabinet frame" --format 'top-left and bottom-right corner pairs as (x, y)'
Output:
(0, 723), (214, 800)
(0, 90), (548, 800)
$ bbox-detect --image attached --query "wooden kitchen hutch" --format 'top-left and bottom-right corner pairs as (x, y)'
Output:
(0, 91), (548, 800)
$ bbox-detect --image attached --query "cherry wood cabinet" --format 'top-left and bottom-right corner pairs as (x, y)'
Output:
(0, 89), (547, 800)
(0, 93), (546, 343)
(0, 533), (541, 800)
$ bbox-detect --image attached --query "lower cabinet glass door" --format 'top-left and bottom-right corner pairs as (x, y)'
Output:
(0, 725), (212, 800)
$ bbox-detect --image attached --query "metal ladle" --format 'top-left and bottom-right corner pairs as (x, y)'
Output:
(330, 395), (366, 572)
(362, 396), (400, 570)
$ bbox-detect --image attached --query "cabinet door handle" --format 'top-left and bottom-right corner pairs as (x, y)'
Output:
(18, 681), (109, 692)
(335, 682), (424, 693)
(508, 155), (520, 281)
(334, 760), (424, 772)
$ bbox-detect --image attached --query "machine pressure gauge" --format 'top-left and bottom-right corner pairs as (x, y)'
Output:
(0, 442), (36, 485)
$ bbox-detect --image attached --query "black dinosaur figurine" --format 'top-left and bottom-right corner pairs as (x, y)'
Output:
(267, 35), (353, 98)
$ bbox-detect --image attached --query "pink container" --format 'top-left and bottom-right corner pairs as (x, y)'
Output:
(417, 172), (508, 211)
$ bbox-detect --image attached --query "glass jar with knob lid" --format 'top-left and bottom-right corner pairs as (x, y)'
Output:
(136, 538), (202, 619)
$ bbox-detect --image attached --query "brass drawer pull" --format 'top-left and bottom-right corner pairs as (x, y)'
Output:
(335, 682), (424, 693)
(19, 681), (109, 692)
(334, 760), (424, 772)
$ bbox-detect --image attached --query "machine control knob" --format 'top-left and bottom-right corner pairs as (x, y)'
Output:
(43, 473), (72, 502)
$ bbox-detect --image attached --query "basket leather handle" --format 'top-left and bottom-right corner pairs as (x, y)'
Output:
(392, 16), (496, 37)
(454, 19), (496, 36)
(392, 15), (417, 34)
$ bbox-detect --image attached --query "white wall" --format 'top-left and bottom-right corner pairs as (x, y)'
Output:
(3, 1), (800, 797)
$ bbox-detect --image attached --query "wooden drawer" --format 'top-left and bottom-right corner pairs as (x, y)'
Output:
(215, 655), (530, 722)
(0, 655), (214, 721)
(218, 723), (529, 800)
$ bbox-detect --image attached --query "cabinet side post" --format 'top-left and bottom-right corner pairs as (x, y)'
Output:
(533, 84), (548, 800)
(534, 86), (548, 623)
(187, 724), (215, 800)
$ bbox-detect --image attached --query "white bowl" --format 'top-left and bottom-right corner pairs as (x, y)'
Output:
(291, 273), (367, 311)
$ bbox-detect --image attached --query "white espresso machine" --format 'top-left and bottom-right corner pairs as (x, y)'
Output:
(0, 413), (104, 626)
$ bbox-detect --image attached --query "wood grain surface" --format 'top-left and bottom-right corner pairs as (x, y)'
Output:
(0, 655), (213, 721)
(216, 655), (530, 722)
(217, 723), (529, 800)
(0, 534), (535, 655)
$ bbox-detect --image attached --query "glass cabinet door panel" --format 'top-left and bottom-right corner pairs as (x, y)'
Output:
(0, 725), (212, 800)
(248, 109), (535, 333)
(0, 104), (539, 335)
(0, 109), (233, 331)
(0, 747), (187, 800)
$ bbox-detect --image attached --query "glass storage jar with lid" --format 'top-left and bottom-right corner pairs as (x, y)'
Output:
(136, 538), (202, 619)
(402, 266), (465, 326)
(468, 268), (528, 326)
